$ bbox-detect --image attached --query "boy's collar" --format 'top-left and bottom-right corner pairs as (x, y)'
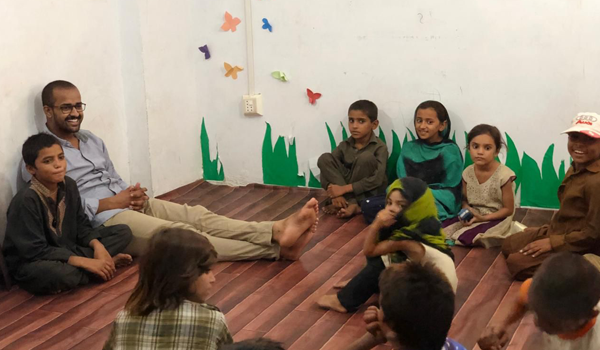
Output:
(30, 176), (65, 197)
(572, 159), (600, 174)
(349, 131), (377, 145)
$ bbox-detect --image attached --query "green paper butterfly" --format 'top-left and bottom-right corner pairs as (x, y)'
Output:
(271, 71), (289, 82)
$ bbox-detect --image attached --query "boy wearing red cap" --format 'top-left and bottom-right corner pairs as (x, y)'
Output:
(502, 113), (600, 280)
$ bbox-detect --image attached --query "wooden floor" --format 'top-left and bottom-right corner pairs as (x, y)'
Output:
(0, 180), (555, 350)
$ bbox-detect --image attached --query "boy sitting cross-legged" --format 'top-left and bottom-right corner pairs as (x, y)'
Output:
(318, 100), (388, 218)
(348, 262), (466, 350)
(3, 133), (133, 295)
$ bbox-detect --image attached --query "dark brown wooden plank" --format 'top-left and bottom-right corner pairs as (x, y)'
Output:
(69, 324), (112, 350)
(215, 187), (274, 216)
(233, 329), (266, 342)
(75, 293), (130, 330)
(5, 291), (118, 349)
(205, 186), (253, 212)
(454, 248), (501, 313)
(287, 308), (352, 350)
(0, 309), (62, 348)
(31, 326), (97, 350)
(505, 314), (538, 350)
(0, 294), (58, 331)
(263, 310), (325, 349)
(155, 179), (204, 201)
(448, 255), (513, 349)
(186, 184), (236, 208)
(0, 289), (34, 316)
(452, 246), (471, 267)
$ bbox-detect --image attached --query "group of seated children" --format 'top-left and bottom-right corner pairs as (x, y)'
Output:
(4, 81), (600, 349)
(319, 99), (515, 248)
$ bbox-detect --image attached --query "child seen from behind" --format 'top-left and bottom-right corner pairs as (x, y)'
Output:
(103, 228), (232, 350)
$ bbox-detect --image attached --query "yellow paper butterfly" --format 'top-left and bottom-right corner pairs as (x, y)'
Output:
(224, 62), (244, 80)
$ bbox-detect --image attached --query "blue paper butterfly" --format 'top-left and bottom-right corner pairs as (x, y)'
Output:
(262, 18), (272, 32)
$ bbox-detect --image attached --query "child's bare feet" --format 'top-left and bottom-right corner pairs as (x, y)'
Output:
(317, 294), (348, 313)
(333, 279), (350, 289)
(280, 230), (315, 260)
(337, 204), (361, 218)
(272, 198), (319, 247)
(323, 203), (339, 215)
(113, 253), (133, 268)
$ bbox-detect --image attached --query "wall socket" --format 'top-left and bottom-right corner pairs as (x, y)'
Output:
(243, 94), (263, 116)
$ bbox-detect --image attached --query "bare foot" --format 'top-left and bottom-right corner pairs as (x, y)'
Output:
(113, 253), (133, 268)
(317, 294), (348, 313)
(333, 279), (350, 289)
(272, 198), (319, 247)
(337, 204), (361, 218)
(280, 230), (314, 260)
(323, 203), (339, 215)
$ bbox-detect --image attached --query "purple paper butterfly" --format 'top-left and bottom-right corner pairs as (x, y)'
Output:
(198, 45), (210, 60)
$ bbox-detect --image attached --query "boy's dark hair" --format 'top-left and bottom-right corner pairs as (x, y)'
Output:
(219, 338), (285, 350)
(348, 100), (378, 122)
(42, 80), (77, 107)
(379, 262), (454, 350)
(22, 133), (63, 167)
(467, 124), (506, 151)
(414, 100), (451, 140)
(125, 227), (218, 316)
(530, 252), (600, 325)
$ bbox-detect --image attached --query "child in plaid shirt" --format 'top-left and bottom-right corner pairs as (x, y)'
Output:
(103, 228), (232, 350)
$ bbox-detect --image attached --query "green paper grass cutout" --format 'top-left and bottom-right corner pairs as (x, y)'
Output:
(505, 133), (522, 191)
(307, 170), (321, 188)
(262, 123), (305, 187)
(200, 118), (224, 181)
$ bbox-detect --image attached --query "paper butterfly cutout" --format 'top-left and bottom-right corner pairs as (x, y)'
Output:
(198, 45), (210, 60)
(224, 62), (244, 80)
(262, 18), (273, 32)
(271, 71), (288, 82)
(306, 89), (322, 105)
(221, 12), (241, 32)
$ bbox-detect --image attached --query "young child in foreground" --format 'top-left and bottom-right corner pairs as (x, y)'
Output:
(3, 133), (132, 295)
(348, 262), (466, 350)
(362, 101), (463, 225)
(502, 112), (600, 279)
(103, 227), (233, 350)
(445, 124), (516, 247)
(317, 177), (457, 313)
(478, 252), (600, 350)
(318, 99), (388, 218)
(219, 338), (284, 350)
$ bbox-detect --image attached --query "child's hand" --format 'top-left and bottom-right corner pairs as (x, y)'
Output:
(327, 184), (348, 198)
(81, 258), (115, 281)
(462, 216), (477, 227)
(363, 306), (387, 345)
(374, 209), (397, 228)
(93, 244), (116, 271)
(521, 238), (552, 258)
(332, 196), (348, 209)
(478, 325), (509, 350)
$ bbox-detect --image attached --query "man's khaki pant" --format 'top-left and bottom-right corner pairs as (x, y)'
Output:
(104, 198), (278, 261)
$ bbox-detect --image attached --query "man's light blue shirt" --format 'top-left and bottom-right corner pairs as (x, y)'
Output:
(21, 125), (129, 227)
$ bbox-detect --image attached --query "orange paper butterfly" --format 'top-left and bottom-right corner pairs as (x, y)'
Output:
(306, 89), (322, 105)
(221, 12), (241, 32)
(224, 62), (244, 80)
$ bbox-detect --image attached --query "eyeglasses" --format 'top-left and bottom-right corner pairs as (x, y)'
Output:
(52, 103), (86, 114)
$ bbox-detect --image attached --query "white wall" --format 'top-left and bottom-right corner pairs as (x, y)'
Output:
(2, 0), (600, 241)
(148, 0), (600, 192)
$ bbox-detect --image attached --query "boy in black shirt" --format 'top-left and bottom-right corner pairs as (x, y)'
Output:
(3, 133), (132, 294)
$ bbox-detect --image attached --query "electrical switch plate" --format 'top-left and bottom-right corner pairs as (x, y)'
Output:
(243, 94), (263, 116)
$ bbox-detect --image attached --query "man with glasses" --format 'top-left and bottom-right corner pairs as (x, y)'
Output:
(21, 80), (319, 262)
